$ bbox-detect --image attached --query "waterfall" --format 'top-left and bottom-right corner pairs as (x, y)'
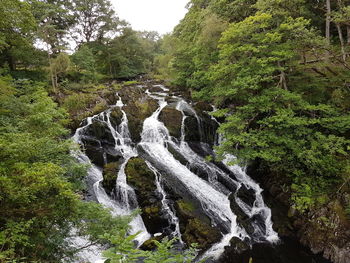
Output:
(176, 99), (279, 244)
(139, 89), (247, 260)
(71, 83), (279, 262)
(146, 161), (183, 244)
(71, 95), (150, 263)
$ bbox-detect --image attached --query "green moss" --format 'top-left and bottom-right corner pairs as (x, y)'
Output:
(102, 162), (119, 193)
(177, 200), (195, 213)
(123, 80), (139, 85)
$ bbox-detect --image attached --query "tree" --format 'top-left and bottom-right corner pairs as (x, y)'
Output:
(197, 12), (350, 211)
(72, 0), (123, 43)
(0, 0), (36, 70)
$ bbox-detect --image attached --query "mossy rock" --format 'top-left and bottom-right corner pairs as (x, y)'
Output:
(125, 158), (156, 199)
(123, 98), (158, 142)
(193, 101), (213, 114)
(85, 120), (115, 145)
(102, 162), (119, 194)
(140, 235), (164, 251)
(125, 158), (168, 233)
(182, 218), (221, 250)
(109, 107), (123, 128)
(158, 106), (183, 138)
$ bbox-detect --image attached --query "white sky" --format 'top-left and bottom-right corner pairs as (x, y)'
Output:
(112, 0), (190, 35)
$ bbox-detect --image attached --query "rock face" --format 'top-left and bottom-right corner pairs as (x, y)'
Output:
(159, 106), (183, 139)
(125, 158), (169, 234)
(121, 87), (158, 142)
(247, 164), (350, 263)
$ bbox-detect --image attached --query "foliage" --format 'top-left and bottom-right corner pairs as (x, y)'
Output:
(103, 232), (198, 263)
(0, 78), (126, 262)
(165, 0), (350, 212)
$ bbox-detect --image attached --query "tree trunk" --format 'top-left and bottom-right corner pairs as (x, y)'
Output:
(326, 0), (331, 44)
(47, 50), (56, 93)
(336, 23), (346, 61)
(347, 26), (350, 45)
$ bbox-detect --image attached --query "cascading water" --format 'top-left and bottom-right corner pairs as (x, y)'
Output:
(146, 161), (183, 244)
(138, 90), (248, 259)
(71, 83), (279, 262)
(71, 95), (150, 262)
(175, 100), (279, 244)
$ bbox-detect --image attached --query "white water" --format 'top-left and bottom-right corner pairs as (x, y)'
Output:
(71, 96), (150, 263)
(146, 161), (183, 244)
(71, 84), (278, 262)
(139, 90), (247, 259)
(176, 99), (279, 243)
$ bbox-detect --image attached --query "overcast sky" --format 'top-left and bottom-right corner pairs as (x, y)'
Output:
(112, 0), (189, 35)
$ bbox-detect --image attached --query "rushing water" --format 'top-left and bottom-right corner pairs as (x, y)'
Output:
(71, 83), (281, 262)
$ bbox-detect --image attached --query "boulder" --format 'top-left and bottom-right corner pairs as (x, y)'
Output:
(175, 199), (221, 249)
(158, 106), (183, 139)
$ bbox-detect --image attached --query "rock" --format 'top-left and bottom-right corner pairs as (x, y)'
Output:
(140, 235), (164, 251)
(125, 158), (168, 234)
(109, 107), (123, 128)
(229, 194), (255, 235)
(84, 120), (115, 146)
(123, 98), (158, 142)
(236, 185), (256, 208)
(194, 101), (213, 113)
(174, 199), (221, 249)
(184, 115), (218, 145)
(102, 162), (119, 194)
(158, 106), (183, 139)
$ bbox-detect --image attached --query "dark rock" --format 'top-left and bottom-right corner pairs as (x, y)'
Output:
(175, 199), (221, 250)
(102, 162), (119, 194)
(229, 194), (255, 235)
(125, 158), (169, 234)
(84, 120), (115, 146)
(236, 185), (256, 208)
(123, 98), (158, 142)
(109, 107), (123, 128)
(159, 106), (183, 139)
(220, 237), (332, 263)
(194, 101), (213, 113)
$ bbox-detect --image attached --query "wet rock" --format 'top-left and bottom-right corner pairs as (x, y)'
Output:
(229, 194), (255, 235)
(184, 115), (218, 146)
(123, 98), (158, 142)
(125, 158), (168, 234)
(81, 137), (105, 167)
(84, 120), (115, 146)
(184, 116), (201, 142)
(236, 185), (256, 208)
(194, 101), (213, 113)
(220, 237), (332, 263)
(159, 106), (183, 139)
(140, 234), (164, 251)
(102, 162), (119, 194)
(175, 199), (221, 249)
(109, 107), (123, 128)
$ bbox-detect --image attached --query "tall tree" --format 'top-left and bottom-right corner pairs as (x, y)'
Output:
(0, 0), (36, 70)
(72, 0), (123, 44)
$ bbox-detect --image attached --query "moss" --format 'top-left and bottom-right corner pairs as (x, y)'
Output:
(123, 80), (139, 85)
(177, 200), (195, 213)
(102, 162), (119, 194)
(182, 218), (221, 249)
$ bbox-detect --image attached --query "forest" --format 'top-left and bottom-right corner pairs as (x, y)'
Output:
(0, 0), (349, 263)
